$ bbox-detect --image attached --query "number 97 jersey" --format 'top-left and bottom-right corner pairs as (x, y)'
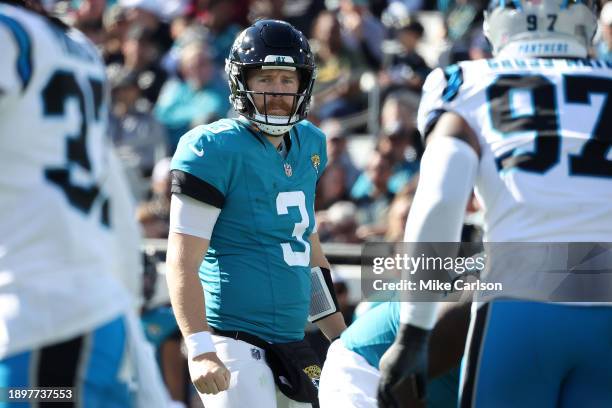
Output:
(417, 58), (612, 242)
(171, 118), (327, 343)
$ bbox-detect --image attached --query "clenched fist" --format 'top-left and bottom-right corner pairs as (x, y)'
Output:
(188, 352), (231, 395)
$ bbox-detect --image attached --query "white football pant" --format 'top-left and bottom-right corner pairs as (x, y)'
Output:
(319, 339), (379, 408)
(197, 335), (312, 408)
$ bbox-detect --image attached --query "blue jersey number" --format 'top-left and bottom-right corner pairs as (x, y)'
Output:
(488, 74), (612, 177)
(276, 191), (311, 266)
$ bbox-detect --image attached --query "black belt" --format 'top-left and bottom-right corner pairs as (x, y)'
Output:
(209, 327), (269, 350)
(211, 327), (320, 406)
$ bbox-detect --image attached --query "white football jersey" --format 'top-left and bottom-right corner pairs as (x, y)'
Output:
(418, 58), (612, 243)
(0, 4), (136, 358)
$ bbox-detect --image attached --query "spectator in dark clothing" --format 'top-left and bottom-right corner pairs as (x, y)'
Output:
(385, 192), (413, 241)
(73, 16), (106, 46)
(380, 18), (430, 92)
(122, 2), (174, 53)
(248, 0), (328, 37)
(102, 4), (129, 65)
(160, 19), (209, 76)
(315, 119), (360, 210)
(109, 24), (169, 108)
(283, 0), (327, 38)
(316, 163), (351, 211)
(190, 0), (243, 66)
(61, 0), (105, 44)
(136, 157), (172, 239)
(310, 10), (369, 119)
(334, 275), (357, 324)
(108, 68), (168, 200)
(188, 0), (250, 27)
(248, 0), (287, 22)
(351, 152), (396, 239)
(337, 0), (386, 70)
(316, 201), (361, 243)
(377, 123), (420, 191)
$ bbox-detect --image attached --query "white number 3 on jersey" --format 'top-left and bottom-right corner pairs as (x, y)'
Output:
(276, 191), (311, 267)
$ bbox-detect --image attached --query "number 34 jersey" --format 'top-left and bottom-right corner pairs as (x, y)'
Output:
(0, 5), (134, 358)
(171, 118), (327, 343)
(418, 58), (612, 242)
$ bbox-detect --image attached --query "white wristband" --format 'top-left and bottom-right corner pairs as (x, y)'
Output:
(185, 331), (216, 360)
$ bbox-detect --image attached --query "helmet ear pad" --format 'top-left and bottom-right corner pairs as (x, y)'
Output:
(226, 20), (317, 135)
(226, 62), (250, 114)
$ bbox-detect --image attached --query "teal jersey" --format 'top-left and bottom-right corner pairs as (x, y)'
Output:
(341, 302), (400, 369)
(171, 118), (327, 343)
(341, 302), (459, 408)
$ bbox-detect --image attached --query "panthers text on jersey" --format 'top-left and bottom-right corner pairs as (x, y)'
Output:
(418, 58), (612, 243)
(0, 4), (135, 358)
(171, 118), (327, 342)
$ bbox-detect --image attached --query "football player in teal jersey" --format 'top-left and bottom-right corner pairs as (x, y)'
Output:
(166, 20), (346, 408)
(319, 301), (470, 408)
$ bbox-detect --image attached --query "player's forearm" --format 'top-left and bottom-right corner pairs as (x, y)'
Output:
(309, 232), (345, 338)
(309, 232), (331, 269)
(315, 312), (346, 341)
(166, 233), (210, 337)
(166, 263), (209, 336)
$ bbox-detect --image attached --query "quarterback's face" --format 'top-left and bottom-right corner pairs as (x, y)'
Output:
(246, 68), (300, 117)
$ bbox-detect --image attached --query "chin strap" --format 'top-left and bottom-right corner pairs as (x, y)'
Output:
(242, 117), (293, 137)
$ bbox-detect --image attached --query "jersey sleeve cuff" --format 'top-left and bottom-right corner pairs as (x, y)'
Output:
(171, 169), (225, 209)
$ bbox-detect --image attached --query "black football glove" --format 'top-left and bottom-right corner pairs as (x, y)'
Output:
(378, 323), (429, 408)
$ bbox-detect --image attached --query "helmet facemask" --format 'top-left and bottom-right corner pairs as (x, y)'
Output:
(227, 62), (316, 136)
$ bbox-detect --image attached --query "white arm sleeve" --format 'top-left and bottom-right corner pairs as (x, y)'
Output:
(400, 136), (478, 329)
(169, 194), (221, 240)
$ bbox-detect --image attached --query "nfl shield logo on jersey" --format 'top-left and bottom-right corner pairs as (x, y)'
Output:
(284, 163), (293, 177)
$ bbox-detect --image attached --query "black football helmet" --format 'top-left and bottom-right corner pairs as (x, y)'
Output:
(225, 19), (316, 135)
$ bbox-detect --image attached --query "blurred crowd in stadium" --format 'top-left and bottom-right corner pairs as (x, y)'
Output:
(38, 0), (612, 406)
(47, 0), (612, 244)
